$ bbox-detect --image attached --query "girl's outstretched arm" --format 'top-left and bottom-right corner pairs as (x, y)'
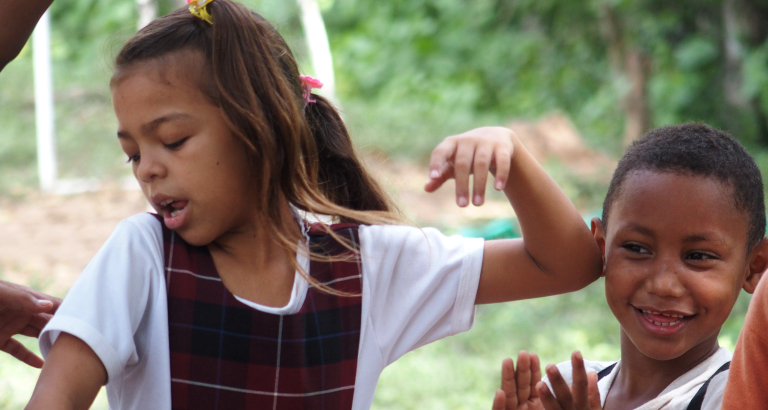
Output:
(425, 127), (602, 304)
(25, 333), (106, 410)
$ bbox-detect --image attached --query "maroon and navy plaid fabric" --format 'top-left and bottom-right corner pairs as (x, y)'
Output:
(157, 216), (363, 410)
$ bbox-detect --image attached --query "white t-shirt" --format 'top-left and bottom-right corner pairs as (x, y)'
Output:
(546, 347), (731, 410)
(39, 213), (484, 410)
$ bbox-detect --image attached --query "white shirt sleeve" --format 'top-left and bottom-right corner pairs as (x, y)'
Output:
(39, 213), (168, 389)
(358, 224), (484, 365)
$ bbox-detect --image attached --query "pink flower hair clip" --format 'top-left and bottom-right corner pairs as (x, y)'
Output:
(300, 75), (323, 107)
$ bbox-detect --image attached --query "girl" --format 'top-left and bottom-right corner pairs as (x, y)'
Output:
(25, 1), (601, 409)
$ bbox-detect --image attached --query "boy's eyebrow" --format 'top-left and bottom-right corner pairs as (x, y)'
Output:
(681, 232), (727, 245)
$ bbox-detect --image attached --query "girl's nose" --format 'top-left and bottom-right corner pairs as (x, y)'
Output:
(135, 151), (167, 182)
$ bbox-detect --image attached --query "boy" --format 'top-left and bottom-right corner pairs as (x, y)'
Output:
(492, 123), (768, 410)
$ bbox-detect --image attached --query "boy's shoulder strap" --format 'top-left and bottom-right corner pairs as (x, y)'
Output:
(685, 361), (731, 410)
(597, 362), (618, 381)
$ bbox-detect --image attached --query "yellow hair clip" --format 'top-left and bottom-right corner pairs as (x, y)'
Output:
(187, 0), (215, 24)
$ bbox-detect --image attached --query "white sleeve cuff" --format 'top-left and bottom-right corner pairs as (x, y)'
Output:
(451, 237), (484, 335)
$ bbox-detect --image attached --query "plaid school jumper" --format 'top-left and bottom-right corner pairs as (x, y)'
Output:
(159, 218), (363, 410)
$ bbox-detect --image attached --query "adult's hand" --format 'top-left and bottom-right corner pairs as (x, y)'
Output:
(0, 0), (55, 72)
(0, 279), (61, 368)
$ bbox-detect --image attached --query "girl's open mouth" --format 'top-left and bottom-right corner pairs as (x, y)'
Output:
(160, 199), (189, 230)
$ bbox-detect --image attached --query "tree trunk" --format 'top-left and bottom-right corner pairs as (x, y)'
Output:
(137, 0), (157, 30)
(600, 3), (651, 146)
(297, 0), (338, 104)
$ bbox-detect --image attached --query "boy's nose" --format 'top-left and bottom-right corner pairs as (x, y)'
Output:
(646, 259), (686, 298)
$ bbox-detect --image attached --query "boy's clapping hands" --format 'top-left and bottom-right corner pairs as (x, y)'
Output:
(493, 351), (602, 410)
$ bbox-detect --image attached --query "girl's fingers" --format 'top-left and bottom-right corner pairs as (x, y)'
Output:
(471, 143), (494, 206)
(452, 139), (476, 207)
(538, 380), (563, 410)
(515, 351), (532, 404)
(492, 389), (507, 410)
(500, 357), (517, 410)
(571, 351), (590, 410)
(587, 372), (602, 410)
(425, 138), (458, 193)
(545, 364), (574, 409)
(492, 147), (512, 191)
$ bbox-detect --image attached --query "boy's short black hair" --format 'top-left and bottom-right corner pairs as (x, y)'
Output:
(602, 123), (766, 249)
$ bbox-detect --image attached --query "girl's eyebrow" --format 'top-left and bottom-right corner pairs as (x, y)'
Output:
(141, 113), (192, 134)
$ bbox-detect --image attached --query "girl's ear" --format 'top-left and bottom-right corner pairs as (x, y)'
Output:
(743, 237), (768, 294)
(591, 217), (607, 276)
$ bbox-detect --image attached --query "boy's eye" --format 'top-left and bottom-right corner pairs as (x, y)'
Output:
(686, 251), (716, 261)
(126, 153), (140, 164)
(622, 243), (650, 254)
(165, 137), (189, 150)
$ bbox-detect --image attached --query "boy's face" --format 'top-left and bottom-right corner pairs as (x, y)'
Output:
(595, 170), (763, 363)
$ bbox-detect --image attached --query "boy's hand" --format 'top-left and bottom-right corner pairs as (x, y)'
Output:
(0, 280), (61, 368)
(425, 127), (515, 207)
(492, 351), (544, 410)
(537, 351), (601, 410)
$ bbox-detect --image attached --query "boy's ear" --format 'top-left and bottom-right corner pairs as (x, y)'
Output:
(743, 237), (768, 294)
(591, 217), (607, 276)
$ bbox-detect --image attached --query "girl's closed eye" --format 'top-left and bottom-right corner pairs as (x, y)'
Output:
(164, 137), (189, 150)
(126, 153), (140, 164)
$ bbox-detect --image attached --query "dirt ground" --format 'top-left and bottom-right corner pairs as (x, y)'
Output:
(0, 116), (611, 296)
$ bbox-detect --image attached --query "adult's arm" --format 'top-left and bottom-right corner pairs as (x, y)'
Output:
(0, 279), (61, 367)
(0, 0), (54, 72)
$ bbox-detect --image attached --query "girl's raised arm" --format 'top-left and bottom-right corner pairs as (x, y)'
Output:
(425, 127), (602, 304)
(25, 333), (105, 410)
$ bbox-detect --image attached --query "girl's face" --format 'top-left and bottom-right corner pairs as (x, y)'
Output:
(112, 57), (258, 246)
(596, 170), (753, 364)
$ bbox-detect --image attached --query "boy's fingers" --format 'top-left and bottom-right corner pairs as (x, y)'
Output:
(545, 364), (574, 409)
(515, 351), (532, 403)
(492, 389), (507, 410)
(1, 337), (44, 368)
(471, 144), (493, 206)
(587, 372), (601, 410)
(538, 381), (562, 410)
(500, 357), (517, 409)
(571, 351), (590, 410)
(531, 353), (542, 386)
(492, 147), (512, 191)
(453, 139), (476, 207)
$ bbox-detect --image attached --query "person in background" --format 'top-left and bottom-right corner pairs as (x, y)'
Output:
(0, 280), (60, 367)
(0, 0), (54, 71)
(0, 0), (63, 367)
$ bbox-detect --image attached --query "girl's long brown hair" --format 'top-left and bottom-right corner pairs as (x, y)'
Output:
(113, 1), (402, 294)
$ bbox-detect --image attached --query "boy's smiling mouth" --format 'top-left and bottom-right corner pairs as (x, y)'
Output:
(633, 306), (695, 335)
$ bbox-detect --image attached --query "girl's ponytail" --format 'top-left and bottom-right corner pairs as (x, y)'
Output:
(303, 95), (395, 216)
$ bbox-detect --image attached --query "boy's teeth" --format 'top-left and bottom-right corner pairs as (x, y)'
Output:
(170, 209), (182, 217)
(161, 199), (175, 207)
(641, 309), (684, 326)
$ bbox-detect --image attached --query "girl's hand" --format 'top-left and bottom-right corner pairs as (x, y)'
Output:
(492, 351), (544, 410)
(425, 127), (516, 207)
(537, 351), (601, 410)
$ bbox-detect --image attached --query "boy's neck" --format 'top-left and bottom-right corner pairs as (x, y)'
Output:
(603, 331), (720, 410)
